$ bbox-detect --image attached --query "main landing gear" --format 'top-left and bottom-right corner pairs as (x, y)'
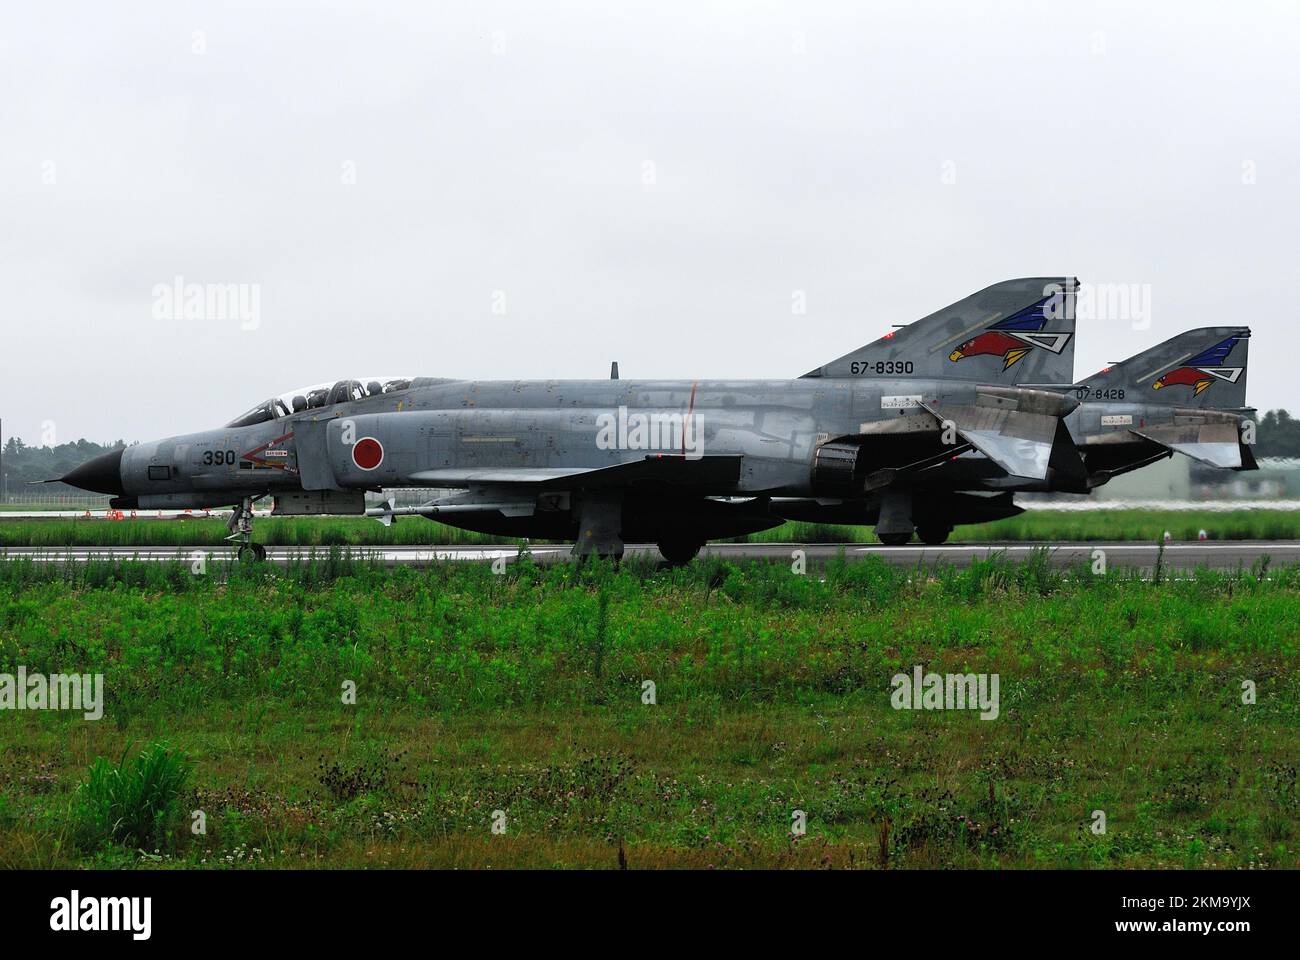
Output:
(877, 523), (952, 546)
(877, 532), (913, 546)
(571, 493), (626, 562)
(875, 490), (914, 546)
(657, 538), (705, 566)
(227, 496), (267, 562)
(874, 490), (953, 546)
(916, 524), (953, 546)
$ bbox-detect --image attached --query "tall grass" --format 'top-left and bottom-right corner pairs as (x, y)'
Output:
(3, 553), (1297, 715)
(2, 554), (1297, 870)
(72, 742), (192, 851)
(0, 517), (506, 548)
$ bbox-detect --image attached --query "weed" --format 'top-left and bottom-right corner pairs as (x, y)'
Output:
(72, 742), (192, 852)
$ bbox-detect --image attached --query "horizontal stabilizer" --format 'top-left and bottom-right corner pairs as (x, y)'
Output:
(1133, 421), (1248, 470)
(922, 402), (1060, 481)
(1163, 442), (1243, 469)
(919, 385), (1083, 481)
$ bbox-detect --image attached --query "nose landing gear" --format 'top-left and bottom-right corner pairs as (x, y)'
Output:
(237, 543), (267, 563)
(226, 496), (267, 562)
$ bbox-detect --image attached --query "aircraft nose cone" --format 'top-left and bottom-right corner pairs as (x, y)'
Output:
(62, 449), (125, 495)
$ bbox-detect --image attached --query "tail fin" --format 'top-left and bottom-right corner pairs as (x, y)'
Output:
(1078, 327), (1250, 409)
(801, 277), (1077, 384)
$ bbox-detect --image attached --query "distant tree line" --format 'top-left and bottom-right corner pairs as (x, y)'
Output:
(1, 438), (127, 498)
(1255, 410), (1300, 459)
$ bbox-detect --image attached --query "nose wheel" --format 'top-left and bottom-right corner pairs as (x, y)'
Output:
(237, 543), (267, 563)
(226, 496), (266, 562)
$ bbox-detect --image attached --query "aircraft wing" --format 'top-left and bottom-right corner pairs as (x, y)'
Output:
(409, 454), (744, 491)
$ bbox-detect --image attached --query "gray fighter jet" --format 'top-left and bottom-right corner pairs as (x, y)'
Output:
(775, 326), (1256, 543)
(55, 277), (1086, 560)
(909, 326), (1255, 494)
(1070, 326), (1254, 477)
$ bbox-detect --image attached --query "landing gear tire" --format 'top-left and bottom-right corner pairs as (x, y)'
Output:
(227, 496), (266, 562)
(658, 539), (705, 566)
(878, 532), (913, 546)
(237, 543), (266, 563)
(916, 525), (952, 546)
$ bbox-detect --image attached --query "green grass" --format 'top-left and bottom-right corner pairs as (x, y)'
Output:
(0, 516), (508, 547)
(748, 510), (1300, 543)
(0, 503), (109, 511)
(2, 508), (1300, 549)
(72, 742), (192, 852)
(953, 509), (1300, 542)
(0, 553), (1297, 869)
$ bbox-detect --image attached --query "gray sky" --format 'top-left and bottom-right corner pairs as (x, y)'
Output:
(3, 0), (1298, 445)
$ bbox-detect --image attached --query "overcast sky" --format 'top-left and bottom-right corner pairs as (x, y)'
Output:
(2, 0), (1298, 445)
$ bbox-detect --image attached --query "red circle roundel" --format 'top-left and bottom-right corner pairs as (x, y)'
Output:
(352, 437), (384, 471)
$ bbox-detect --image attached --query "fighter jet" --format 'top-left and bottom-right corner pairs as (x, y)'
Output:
(900, 326), (1256, 500)
(1072, 327), (1255, 479)
(777, 326), (1256, 543)
(55, 277), (1085, 561)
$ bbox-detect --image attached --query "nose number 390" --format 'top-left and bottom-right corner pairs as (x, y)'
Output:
(201, 450), (238, 466)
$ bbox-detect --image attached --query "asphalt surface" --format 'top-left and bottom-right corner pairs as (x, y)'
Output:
(1, 541), (1297, 571)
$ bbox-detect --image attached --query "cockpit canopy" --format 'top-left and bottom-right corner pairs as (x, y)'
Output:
(226, 376), (415, 428)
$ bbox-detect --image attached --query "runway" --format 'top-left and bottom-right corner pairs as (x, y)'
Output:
(2, 541), (1297, 571)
